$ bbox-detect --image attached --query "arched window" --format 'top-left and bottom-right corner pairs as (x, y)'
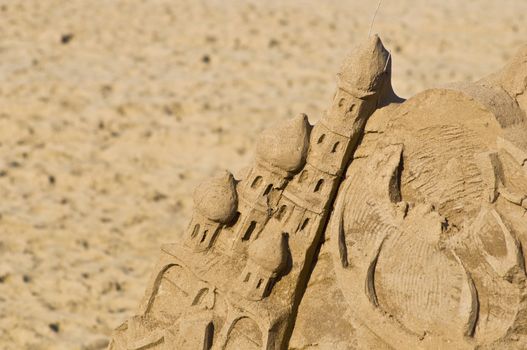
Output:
(200, 230), (208, 243)
(244, 272), (251, 283)
(338, 98), (346, 108)
(331, 142), (340, 153)
(317, 134), (325, 144)
(263, 184), (273, 196)
(251, 176), (263, 189)
(191, 224), (200, 238)
(227, 211), (240, 227)
(300, 218), (310, 231)
(276, 205), (287, 221)
(256, 279), (264, 289)
(314, 179), (324, 192)
(243, 221), (257, 241)
(349, 104), (355, 112)
(204, 322), (214, 350)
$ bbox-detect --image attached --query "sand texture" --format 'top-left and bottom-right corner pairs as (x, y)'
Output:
(1, 1), (527, 349)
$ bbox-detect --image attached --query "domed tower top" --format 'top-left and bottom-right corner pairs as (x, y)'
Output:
(337, 34), (390, 98)
(256, 114), (310, 173)
(248, 232), (287, 275)
(193, 170), (238, 223)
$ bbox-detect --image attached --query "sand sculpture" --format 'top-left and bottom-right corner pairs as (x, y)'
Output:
(109, 35), (527, 349)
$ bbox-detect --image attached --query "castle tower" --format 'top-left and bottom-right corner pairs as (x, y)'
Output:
(239, 231), (288, 301)
(186, 171), (238, 252)
(230, 114), (309, 250)
(278, 35), (390, 240)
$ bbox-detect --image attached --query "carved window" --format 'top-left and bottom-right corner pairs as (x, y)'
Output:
(263, 184), (273, 196)
(200, 230), (208, 243)
(338, 97), (346, 108)
(314, 179), (324, 192)
(243, 221), (256, 241)
(331, 142), (340, 153)
(244, 272), (251, 283)
(256, 279), (264, 289)
(191, 224), (200, 238)
(349, 104), (355, 112)
(251, 176), (263, 189)
(204, 322), (214, 350)
(317, 134), (325, 144)
(276, 205), (287, 221)
(226, 211), (240, 228)
(300, 218), (310, 231)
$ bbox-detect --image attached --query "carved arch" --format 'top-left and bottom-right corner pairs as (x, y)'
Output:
(192, 288), (209, 306)
(224, 316), (263, 350)
(143, 263), (180, 314)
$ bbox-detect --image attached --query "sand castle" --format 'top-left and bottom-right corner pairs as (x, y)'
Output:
(109, 36), (527, 349)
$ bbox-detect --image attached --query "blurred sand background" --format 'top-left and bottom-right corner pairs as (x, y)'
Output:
(0, 0), (526, 349)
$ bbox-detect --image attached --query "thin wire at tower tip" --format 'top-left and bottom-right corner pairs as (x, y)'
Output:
(369, 0), (383, 37)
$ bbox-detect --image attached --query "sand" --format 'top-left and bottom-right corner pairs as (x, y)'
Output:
(0, 1), (526, 349)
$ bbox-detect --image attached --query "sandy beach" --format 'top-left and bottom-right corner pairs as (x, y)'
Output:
(0, 1), (526, 349)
